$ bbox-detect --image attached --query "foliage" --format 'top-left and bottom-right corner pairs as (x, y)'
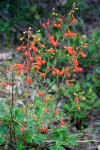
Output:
(77, 29), (100, 98)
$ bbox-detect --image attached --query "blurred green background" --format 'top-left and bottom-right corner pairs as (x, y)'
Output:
(0, 0), (100, 101)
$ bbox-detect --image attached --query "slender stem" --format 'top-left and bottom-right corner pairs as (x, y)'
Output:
(11, 71), (16, 145)
(8, 70), (15, 148)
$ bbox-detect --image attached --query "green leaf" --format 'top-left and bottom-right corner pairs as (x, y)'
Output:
(63, 104), (70, 111)
(95, 67), (100, 74)
(86, 73), (92, 80)
(57, 145), (65, 150)
(59, 141), (68, 146)
(95, 100), (100, 108)
(34, 14), (40, 20)
(67, 139), (78, 146)
(15, 141), (25, 150)
(73, 82), (80, 92)
(0, 137), (4, 145)
(33, 134), (46, 145)
(22, 3), (30, 8)
(29, 6), (37, 12)
(92, 75), (100, 87)
(29, 148), (35, 150)
(50, 144), (65, 150)
(25, 135), (33, 143)
(50, 145), (57, 150)
(0, 125), (7, 135)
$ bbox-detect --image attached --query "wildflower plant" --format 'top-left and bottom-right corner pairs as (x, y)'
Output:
(0, 3), (95, 150)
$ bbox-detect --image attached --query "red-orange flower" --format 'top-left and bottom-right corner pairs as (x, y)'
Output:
(71, 18), (77, 24)
(20, 125), (24, 132)
(42, 98), (47, 103)
(51, 41), (58, 47)
(46, 49), (54, 54)
(33, 117), (37, 122)
(66, 46), (76, 55)
(73, 59), (78, 66)
(35, 61), (41, 66)
(34, 48), (39, 53)
(49, 35), (54, 42)
(74, 97), (79, 103)
(22, 46), (27, 50)
(41, 123), (47, 133)
(59, 119), (66, 126)
(78, 105), (81, 110)
(41, 60), (46, 65)
(73, 67), (83, 72)
(79, 51), (86, 58)
(13, 64), (20, 68)
(17, 70), (21, 75)
(39, 43), (45, 49)
(53, 23), (57, 27)
(49, 35), (58, 47)
(58, 15), (65, 22)
(42, 23), (47, 28)
(67, 73), (71, 77)
(40, 73), (46, 78)
(44, 107), (48, 113)
(19, 64), (24, 70)
(24, 51), (28, 56)
(52, 68), (60, 75)
(2, 82), (8, 87)
(67, 83), (73, 88)
(46, 66), (50, 71)
(57, 23), (62, 28)
(17, 46), (21, 51)
(53, 109), (59, 115)
(64, 32), (70, 37)
(38, 90), (44, 97)
(35, 65), (40, 71)
(7, 67), (12, 72)
(25, 66), (30, 71)
(64, 29), (77, 37)
(29, 56), (33, 61)
(26, 78), (32, 83)
(59, 68), (65, 76)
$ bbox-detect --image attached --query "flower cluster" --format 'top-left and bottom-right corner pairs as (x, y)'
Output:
(14, 4), (87, 134)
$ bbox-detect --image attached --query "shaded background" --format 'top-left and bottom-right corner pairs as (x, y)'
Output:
(0, 0), (100, 45)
